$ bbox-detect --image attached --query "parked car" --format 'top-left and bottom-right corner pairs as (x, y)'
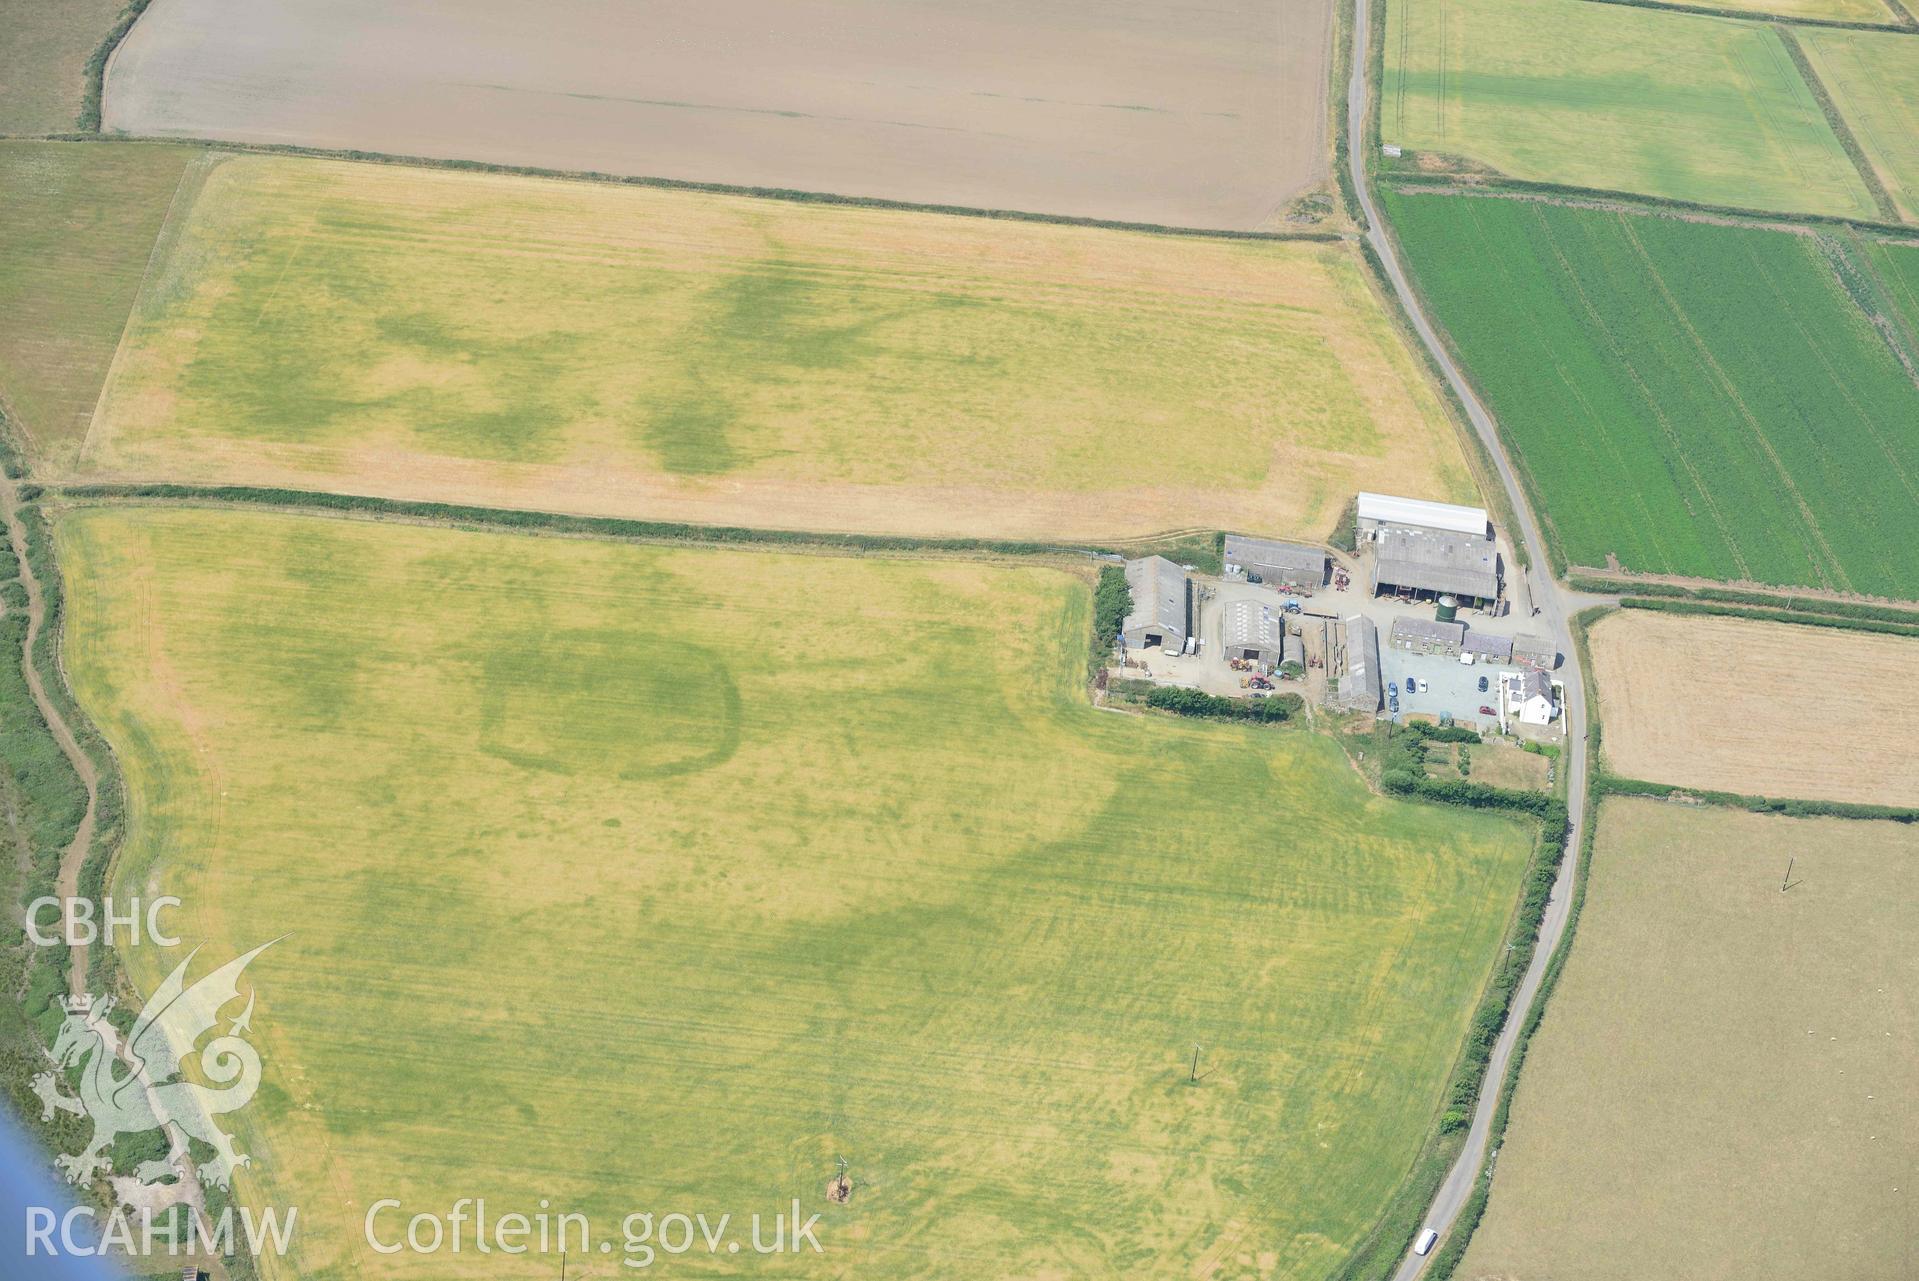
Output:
(1388, 681), (1398, 697)
(1479, 704), (1497, 716)
(1477, 675), (1489, 692)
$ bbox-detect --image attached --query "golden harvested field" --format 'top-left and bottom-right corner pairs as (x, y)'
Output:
(79, 154), (1474, 543)
(1589, 610), (1919, 806)
(1460, 799), (1919, 1281)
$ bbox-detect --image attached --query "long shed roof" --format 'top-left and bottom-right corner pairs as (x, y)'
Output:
(1123, 556), (1189, 639)
(1373, 526), (1499, 600)
(1341, 615), (1382, 712)
(1223, 535), (1327, 580)
(1357, 492), (1490, 537)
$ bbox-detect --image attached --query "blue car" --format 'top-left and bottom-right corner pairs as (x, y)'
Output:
(1388, 681), (1399, 697)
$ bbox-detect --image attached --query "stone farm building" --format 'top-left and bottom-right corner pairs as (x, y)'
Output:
(1511, 634), (1557, 670)
(1389, 616), (1465, 657)
(1221, 599), (1286, 664)
(1462, 630), (1512, 663)
(1122, 556), (1190, 651)
(1223, 535), (1329, 591)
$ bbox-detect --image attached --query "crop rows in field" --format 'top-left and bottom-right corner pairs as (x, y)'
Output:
(1383, 190), (1919, 598)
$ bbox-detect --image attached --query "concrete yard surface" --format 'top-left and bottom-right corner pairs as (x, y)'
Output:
(104, 0), (1334, 231)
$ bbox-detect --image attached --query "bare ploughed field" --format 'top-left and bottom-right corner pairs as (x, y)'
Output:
(103, 0), (1332, 231)
(1589, 610), (1919, 807)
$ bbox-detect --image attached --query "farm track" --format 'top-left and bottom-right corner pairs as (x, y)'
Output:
(1346, 0), (1594, 1273)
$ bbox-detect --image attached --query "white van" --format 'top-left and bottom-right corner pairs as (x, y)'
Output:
(1414, 1228), (1439, 1256)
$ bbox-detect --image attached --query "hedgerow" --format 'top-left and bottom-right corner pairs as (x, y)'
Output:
(1143, 686), (1303, 723)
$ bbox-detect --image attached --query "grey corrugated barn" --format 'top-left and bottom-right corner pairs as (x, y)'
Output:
(1223, 535), (1328, 590)
(1371, 525), (1500, 607)
(1221, 598), (1286, 663)
(1339, 615), (1382, 712)
(1121, 556), (1190, 651)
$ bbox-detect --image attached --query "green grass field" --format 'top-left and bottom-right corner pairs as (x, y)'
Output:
(78, 152), (1475, 544)
(1382, 190), (1919, 597)
(1460, 799), (1918, 1280)
(0, 142), (198, 461)
(0, 0), (126, 133)
(1380, 0), (1878, 218)
(1801, 29), (1919, 223)
(57, 505), (1534, 1280)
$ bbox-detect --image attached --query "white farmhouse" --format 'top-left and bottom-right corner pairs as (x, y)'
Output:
(1500, 668), (1557, 727)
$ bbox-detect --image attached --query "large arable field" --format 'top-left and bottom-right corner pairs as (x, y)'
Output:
(0, 142), (199, 464)
(1382, 190), (1919, 598)
(57, 505), (1536, 1280)
(103, 0), (1333, 232)
(1589, 611), (1919, 806)
(1460, 799), (1918, 1281)
(0, 0), (125, 133)
(79, 153), (1476, 543)
(1801, 29), (1919, 224)
(1379, 0), (1878, 218)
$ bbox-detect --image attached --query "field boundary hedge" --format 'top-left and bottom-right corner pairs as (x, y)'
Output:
(57, 483), (1233, 573)
(1142, 686), (1303, 723)
(34, 134), (1340, 245)
(1575, 0), (1916, 32)
(1617, 595), (1919, 637)
(1597, 773), (1919, 822)
(1381, 173), (1919, 240)
(1333, 718), (1571, 1280)
(1570, 572), (1919, 620)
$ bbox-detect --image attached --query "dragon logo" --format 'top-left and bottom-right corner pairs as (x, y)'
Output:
(32, 940), (279, 1196)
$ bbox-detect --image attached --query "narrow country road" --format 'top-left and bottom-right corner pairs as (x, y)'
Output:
(1341, 5), (1593, 1276)
(0, 477), (101, 997)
